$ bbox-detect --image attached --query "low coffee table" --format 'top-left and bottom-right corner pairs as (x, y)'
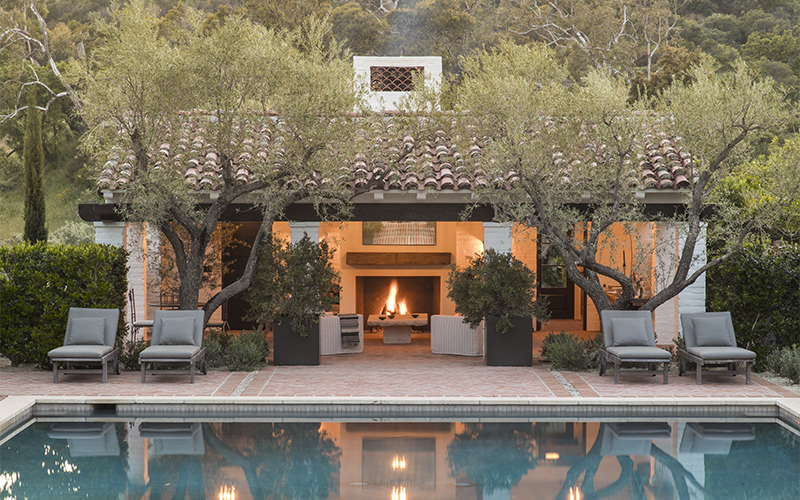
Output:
(367, 313), (428, 344)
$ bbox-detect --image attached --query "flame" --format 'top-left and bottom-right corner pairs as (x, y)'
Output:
(391, 486), (407, 500)
(392, 455), (406, 470)
(219, 486), (236, 500)
(569, 487), (581, 500)
(398, 301), (408, 315)
(386, 281), (398, 315)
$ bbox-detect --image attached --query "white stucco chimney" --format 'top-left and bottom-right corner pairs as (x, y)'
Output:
(354, 56), (442, 112)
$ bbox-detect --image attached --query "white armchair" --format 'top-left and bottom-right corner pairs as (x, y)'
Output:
(431, 315), (484, 356)
(320, 314), (364, 355)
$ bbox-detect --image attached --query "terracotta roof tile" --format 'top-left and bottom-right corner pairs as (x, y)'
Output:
(98, 116), (694, 194)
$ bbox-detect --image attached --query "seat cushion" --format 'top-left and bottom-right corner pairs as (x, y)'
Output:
(140, 345), (202, 360)
(49, 345), (114, 359)
(687, 347), (755, 361)
(158, 318), (196, 345)
(610, 318), (650, 347)
(692, 316), (733, 347)
(607, 346), (671, 360)
(67, 317), (107, 346)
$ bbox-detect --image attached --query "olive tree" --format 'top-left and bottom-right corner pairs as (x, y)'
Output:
(72, 1), (407, 325)
(455, 41), (791, 313)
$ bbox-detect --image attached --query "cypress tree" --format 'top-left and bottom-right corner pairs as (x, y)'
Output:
(23, 89), (47, 243)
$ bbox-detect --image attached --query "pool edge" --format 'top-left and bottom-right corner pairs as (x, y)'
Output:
(0, 396), (798, 424)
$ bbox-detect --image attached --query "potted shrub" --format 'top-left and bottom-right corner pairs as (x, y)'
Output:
(247, 235), (340, 365)
(446, 249), (548, 366)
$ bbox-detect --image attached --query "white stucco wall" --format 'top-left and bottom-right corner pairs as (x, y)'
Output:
(678, 223), (708, 323)
(353, 56), (442, 112)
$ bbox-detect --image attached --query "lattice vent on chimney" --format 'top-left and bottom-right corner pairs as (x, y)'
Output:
(370, 66), (424, 92)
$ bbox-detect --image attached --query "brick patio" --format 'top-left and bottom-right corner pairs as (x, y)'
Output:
(0, 333), (794, 399)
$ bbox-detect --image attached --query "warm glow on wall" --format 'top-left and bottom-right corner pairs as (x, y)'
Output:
(545, 452), (560, 460)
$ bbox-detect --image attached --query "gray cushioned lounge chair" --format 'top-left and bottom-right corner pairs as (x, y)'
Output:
(139, 310), (207, 383)
(599, 310), (671, 384)
(48, 422), (121, 457)
(48, 307), (121, 383)
(599, 422), (672, 456)
(679, 422), (754, 455)
(678, 312), (756, 384)
(139, 422), (205, 455)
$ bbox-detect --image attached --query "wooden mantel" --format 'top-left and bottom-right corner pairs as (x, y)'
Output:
(346, 252), (452, 266)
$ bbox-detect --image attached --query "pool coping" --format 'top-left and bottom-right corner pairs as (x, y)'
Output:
(3, 396), (800, 433)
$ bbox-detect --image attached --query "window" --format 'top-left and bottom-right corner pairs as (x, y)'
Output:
(370, 66), (423, 92)
(363, 222), (436, 245)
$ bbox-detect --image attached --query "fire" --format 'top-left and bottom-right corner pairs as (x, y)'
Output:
(384, 281), (409, 316)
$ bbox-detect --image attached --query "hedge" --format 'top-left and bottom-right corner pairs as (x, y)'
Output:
(707, 242), (800, 368)
(0, 242), (128, 366)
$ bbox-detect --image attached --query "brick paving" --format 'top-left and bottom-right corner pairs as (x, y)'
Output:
(0, 333), (795, 399)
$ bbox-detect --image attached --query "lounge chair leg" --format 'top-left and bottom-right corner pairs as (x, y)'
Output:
(599, 357), (605, 376)
(53, 362), (59, 383)
(141, 362), (147, 383)
(679, 357), (685, 376)
(614, 361), (620, 384)
(102, 362), (108, 383)
(190, 362), (195, 384)
(663, 362), (668, 384)
(746, 362), (752, 384)
(696, 363), (702, 385)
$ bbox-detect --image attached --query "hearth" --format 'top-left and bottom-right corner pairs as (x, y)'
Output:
(356, 277), (440, 331)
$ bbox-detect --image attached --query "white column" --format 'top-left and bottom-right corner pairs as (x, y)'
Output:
(93, 221), (125, 247)
(654, 223), (678, 344)
(482, 222), (513, 254)
(126, 420), (149, 488)
(145, 224), (161, 322)
(289, 221), (320, 244)
(126, 223), (148, 341)
(678, 223), (707, 323)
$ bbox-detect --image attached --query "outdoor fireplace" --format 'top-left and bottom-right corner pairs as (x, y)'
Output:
(356, 277), (440, 330)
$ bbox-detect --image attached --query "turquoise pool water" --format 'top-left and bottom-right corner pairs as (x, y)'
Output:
(1, 418), (798, 499)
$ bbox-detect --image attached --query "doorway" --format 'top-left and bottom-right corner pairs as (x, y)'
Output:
(537, 240), (575, 320)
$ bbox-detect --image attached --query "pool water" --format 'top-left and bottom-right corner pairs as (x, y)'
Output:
(1, 419), (798, 499)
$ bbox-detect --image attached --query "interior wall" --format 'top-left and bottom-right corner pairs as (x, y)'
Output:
(333, 221), (484, 316)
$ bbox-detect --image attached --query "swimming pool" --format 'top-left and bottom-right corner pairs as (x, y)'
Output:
(2, 414), (799, 499)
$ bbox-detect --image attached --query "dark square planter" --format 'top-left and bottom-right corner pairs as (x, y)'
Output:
(485, 316), (533, 366)
(272, 316), (320, 366)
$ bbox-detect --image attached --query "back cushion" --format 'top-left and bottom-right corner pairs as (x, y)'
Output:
(158, 318), (196, 345)
(68, 317), (107, 345)
(691, 316), (732, 347)
(610, 318), (650, 347)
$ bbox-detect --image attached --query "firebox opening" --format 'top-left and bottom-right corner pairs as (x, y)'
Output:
(356, 277), (440, 331)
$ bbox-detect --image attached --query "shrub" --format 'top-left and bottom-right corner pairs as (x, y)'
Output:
(119, 339), (150, 371)
(226, 330), (270, 371)
(768, 345), (800, 383)
(204, 328), (233, 368)
(247, 235), (340, 337)
(540, 331), (603, 371)
(49, 222), (95, 246)
(446, 249), (549, 334)
(707, 242), (800, 368)
(0, 242), (128, 366)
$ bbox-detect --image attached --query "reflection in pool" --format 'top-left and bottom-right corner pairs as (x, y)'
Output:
(1, 419), (798, 499)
